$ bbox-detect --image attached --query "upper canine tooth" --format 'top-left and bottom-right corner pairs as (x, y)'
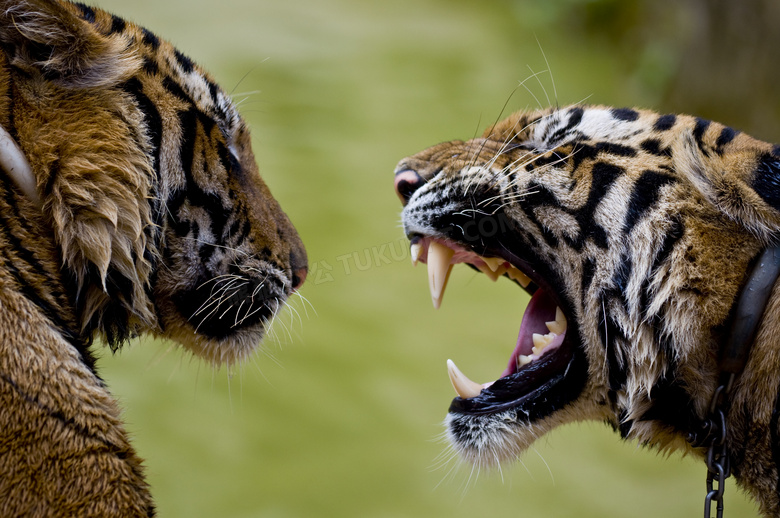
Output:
(427, 241), (454, 309)
(446, 359), (483, 399)
(410, 242), (422, 266)
(482, 256), (503, 272)
(546, 307), (567, 334)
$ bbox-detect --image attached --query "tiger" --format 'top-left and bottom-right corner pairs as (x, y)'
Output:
(395, 104), (780, 517)
(0, 0), (307, 516)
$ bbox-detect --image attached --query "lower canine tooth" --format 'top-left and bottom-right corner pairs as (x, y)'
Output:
(447, 359), (484, 399)
(546, 307), (567, 334)
(427, 241), (454, 309)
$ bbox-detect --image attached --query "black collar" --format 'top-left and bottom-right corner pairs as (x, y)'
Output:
(687, 244), (780, 449)
(686, 245), (780, 517)
(718, 245), (780, 381)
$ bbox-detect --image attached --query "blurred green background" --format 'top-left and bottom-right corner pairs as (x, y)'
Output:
(90, 0), (780, 516)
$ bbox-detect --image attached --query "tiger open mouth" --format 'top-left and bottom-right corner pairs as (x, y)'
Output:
(410, 234), (585, 418)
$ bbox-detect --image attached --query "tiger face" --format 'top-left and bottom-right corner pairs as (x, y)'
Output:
(396, 105), (780, 515)
(0, 0), (307, 365)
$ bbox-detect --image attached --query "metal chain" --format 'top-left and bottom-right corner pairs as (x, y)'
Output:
(701, 380), (732, 518)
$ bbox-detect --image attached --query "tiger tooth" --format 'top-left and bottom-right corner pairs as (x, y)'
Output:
(546, 306), (567, 334)
(447, 359), (483, 399)
(532, 332), (556, 355)
(517, 355), (532, 368)
(482, 256), (503, 272)
(410, 242), (422, 266)
(506, 266), (532, 288)
(475, 262), (500, 282)
(427, 241), (454, 309)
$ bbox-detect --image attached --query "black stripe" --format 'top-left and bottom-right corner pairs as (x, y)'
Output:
(575, 162), (624, 249)
(521, 162), (623, 251)
(162, 76), (192, 105)
(109, 15), (126, 34)
(174, 50), (195, 74)
(752, 153), (780, 211)
(178, 108), (198, 179)
(640, 138), (670, 156)
(74, 3), (96, 23)
(142, 58), (158, 76)
(546, 107), (584, 145)
(611, 254), (632, 297)
(119, 78), (163, 232)
(610, 107), (639, 122)
(0, 174), (79, 336)
(715, 126), (738, 154)
(617, 410), (633, 439)
(622, 170), (676, 234)
(693, 118), (711, 153)
(119, 79), (162, 175)
(581, 256), (596, 296)
(653, 114), (677, 131)
(598, 308), (629, 391)
(141, 28), (160, 50)
(517, 183), (560, 249)
(594, 142), (637, 158)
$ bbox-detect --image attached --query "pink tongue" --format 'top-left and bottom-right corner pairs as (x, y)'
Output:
(501, 289), (561, 378)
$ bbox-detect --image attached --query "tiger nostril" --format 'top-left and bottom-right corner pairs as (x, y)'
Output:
(394, 169), (424, 205)
(291, 267), (307, 291)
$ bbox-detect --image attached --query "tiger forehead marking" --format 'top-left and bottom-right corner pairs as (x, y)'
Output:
(0, 0), (306, 515)
(396, 104), (780, 516)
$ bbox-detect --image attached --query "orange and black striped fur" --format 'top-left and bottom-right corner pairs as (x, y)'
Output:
(397, 105), (780, 516)
(0, 1), (306, 515)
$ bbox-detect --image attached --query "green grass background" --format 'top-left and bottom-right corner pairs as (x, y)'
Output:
(89, 0), (760, 516)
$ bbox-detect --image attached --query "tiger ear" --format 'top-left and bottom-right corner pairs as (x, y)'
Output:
(674, 127), (780, 243)
(0, 0), (139, 88)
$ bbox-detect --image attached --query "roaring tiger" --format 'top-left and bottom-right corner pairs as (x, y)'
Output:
(395, 105), (780, 516)
(0, 0), (307, 516)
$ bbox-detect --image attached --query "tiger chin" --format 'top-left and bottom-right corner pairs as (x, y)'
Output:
(0, 0), (306, 516)
(396, 105), (780, 516)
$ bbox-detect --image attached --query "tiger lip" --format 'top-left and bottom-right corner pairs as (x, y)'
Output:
(408, 236), (569, 400)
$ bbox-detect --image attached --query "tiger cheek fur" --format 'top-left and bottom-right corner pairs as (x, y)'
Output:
(397, 105), (780, 516)
(154, 126), (307, 364)
(0, 0), (306, 515)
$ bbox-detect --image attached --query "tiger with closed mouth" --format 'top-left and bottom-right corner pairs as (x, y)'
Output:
(396, 105), (780, 516)
(0, 0), (306, 516)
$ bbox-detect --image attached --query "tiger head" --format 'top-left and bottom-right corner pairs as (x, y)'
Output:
(0, 0), (307, 365)
(396, 105), (780, 515)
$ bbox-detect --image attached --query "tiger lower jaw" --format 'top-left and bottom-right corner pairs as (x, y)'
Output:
(410, 236), (589, 464)
(159, 268), (290, 366)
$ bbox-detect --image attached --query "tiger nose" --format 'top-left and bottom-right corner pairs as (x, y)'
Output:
(394, 169), (425, 205)
(290, 250), (308, 291)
